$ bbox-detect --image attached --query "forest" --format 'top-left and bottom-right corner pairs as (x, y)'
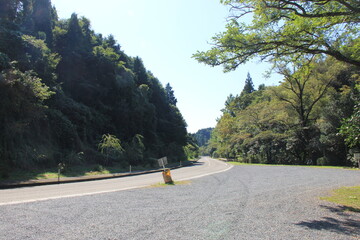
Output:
(195, 0), (360, 166)
(0, 0), (199, 179)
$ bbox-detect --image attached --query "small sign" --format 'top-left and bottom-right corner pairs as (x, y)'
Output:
(158, 157), (168, 169)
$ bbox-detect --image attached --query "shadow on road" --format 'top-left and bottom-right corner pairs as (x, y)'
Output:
(295, 205), (360, 237)
(178, 161), (205, 169)
(191, 161), (205, 166)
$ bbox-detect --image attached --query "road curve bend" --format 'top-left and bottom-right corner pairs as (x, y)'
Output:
(0, 157), (231, 206)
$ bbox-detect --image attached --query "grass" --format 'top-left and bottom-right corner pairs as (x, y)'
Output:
(148, 180), (191, 188)
(321, 186), (360, 212)
(0, 160), (195, 183)
(0, 165), (129, 182)
(227, 161), (359, 170)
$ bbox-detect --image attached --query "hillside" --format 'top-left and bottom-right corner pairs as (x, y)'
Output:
(0, 0), (197, 179)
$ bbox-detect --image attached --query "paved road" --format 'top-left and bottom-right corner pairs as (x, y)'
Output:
(1, 158), (360, 239)
(0, 157), (231, 205)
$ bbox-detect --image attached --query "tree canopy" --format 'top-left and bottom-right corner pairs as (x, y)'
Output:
(209, 57), (359, 166)
(193, 0), (360, 71)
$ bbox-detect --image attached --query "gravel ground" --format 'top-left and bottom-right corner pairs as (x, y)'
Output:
(1, 165), (360, 240)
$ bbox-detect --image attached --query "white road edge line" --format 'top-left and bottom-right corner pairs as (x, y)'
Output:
(0, 185), (149, 206)
(177, 163), (233, 181)
(0, 160), (234, 206)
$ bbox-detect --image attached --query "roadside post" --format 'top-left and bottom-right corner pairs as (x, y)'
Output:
(57, 163), (65, 183)
(158, 157), (173, 184)
(354, 152), (360, 169)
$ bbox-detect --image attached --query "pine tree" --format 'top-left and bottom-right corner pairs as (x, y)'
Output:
(241, 72), (255, 95)
(165, 83), (177, 106)
(32, 0), (53, 45)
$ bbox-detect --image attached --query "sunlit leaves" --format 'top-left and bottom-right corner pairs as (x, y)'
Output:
(1, 65), (54, 102)
(194, 0), (360, 71)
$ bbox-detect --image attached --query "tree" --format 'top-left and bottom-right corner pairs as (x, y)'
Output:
(241, 72), (255, 95)
(194, 128), (213, 147)
(0, 64), (54, 171)
(126, 134), (145, 165)
(133, 57), (148, 85)
(340, 83), (360, 149)
(272, 58), (336, 164)
(193, 0), (360, 71)
(165, 83), (177, 105)
(184, 134), (199, 160)
(98, 134), (124, 165)
(32, 0), (53, 45)
(340, 102), (360, 149)
(0, 0), (22, 22)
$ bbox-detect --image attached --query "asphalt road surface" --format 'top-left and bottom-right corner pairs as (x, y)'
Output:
(0, 157), (231, 205)
(1, 157), (360, 240)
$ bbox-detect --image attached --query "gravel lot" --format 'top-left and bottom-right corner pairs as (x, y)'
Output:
(1, 165), (360, 240)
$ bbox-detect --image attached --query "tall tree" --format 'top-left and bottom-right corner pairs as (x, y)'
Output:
(165, 83), (177, 106)
(241, 72), (255, 95)
(32, 0), (53, 45)
(271, 58), (337, 163)
(133, 57), (148, 86)
(193, 0), (360, 70)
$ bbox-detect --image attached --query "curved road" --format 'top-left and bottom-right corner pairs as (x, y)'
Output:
(1, 157), (360, 239)
(0, 157), (231, 206)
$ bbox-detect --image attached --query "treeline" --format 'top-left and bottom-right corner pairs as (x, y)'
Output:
(192, 128), (213, 156)
(0, 0), (198, 178)
(195, 0), (360, 166)
(209, 60), (359, 166)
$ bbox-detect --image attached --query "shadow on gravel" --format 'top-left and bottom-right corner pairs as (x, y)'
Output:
(321, 204), (360, 213)
(295, 205), (360, 236)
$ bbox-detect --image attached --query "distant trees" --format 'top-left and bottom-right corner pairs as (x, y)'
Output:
(194, 0), (359, 166)
(194, 128), (213, 147)
(209, 59), (359, 166)
(193, 128), (213, 156)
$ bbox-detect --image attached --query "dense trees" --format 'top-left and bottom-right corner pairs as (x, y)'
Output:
(0, 0), (192, 178)
(193, 128), (214, 156)
(194, 0), (359, 166)
(194, 128), (213, 147)
(209, 59), (359, 166)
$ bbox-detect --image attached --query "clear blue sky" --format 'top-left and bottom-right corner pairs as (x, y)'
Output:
(51, 0), (281, 133)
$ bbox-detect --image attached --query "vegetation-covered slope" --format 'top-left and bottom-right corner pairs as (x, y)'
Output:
(0, 0), (197, 179)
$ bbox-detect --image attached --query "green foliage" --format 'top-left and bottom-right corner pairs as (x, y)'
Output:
(210, 57), (359, 166)
(194, 128), (213, 147)
(340, 85), (360, 149)
(2, 64), (54, 101)
(194, 0), (360, 70)
(98, 134), (124, 165)
(184, 134), (199, 160)
(126, 134), (145, 165)
(0, 1), (189, 177)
